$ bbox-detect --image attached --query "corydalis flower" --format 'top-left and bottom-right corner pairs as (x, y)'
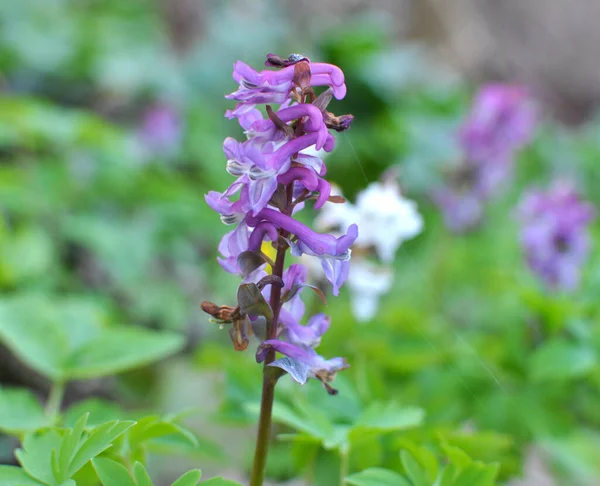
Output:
(433, 84), (537, 233)
(202, 53), (356, 393)
(518, 180), (594, 291)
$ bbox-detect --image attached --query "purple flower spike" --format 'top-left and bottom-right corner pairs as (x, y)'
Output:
(517, 180), (594, 291)
(205, 54), (355, 392)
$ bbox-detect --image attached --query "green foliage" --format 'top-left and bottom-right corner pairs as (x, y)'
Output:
(0, 296), (185, 381)
(346, 444), (499, 486)
(15, 414), (134, 485)
(0, 388), (50, 435)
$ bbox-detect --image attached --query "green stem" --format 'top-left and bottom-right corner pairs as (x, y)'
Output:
(45, 380), (66, 424)
(339, 446), (350, 486)
(249, 185), (292, 486)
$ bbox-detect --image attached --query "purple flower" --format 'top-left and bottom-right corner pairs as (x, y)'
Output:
(433, 84), (537, 233)
(256, 340), (348, 394)
(226, 60), (347, 109)
(203, 54), (356, 391)
(223, 131), (335, 215)
(139, 103), (182, 155)
(518, 181), (595, 291)
(460, 84), (536, 165)
(216, 223), (250, 274)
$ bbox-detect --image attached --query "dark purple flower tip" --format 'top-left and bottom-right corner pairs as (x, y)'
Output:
(265, 53), (311, 68)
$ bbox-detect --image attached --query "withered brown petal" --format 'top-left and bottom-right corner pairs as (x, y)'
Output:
(312, 88), (333, 112)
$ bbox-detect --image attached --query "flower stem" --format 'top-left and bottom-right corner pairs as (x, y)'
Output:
(249, 185), (292, 486)
(45, 380), (66, 424)
(339, 446), (350, 486)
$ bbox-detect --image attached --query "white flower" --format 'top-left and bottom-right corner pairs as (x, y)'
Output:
(354, 182), (423, 263)
(316, 181), (424, 263)
(347, 261), (394, 322)
(313, 178), (424, 322)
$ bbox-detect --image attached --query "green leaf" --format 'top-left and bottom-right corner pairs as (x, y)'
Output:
(91, 458), (136, 486)
(0, 466), (45, 485)
(0, 387), (50, 434)
(15, 417), (135, 485)
(441, 443), (473, 470)
(346, 468), (411, 486)
(349, 403), (424, 440)
(133, 463), (153, 486)
(246, 402), (331, 441)
(15, 429), (63, 485)
(452, 462), (499, 486)
(0, 297), (69, 380)
(63, 399), (122, 428)
(171, 469), (202, 486)
(400, 451), (429, 486)
(66, 328), (184, 379)
(68, 419), (136, 476)
(199, 478), (242, 486)
(529, 339), (596, 382)
(128, 416), (197, 450)
(55, 414), (89, 483)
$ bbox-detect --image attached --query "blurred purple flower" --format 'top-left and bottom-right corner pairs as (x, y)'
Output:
(518, 180), (595, 291)
(139, 103), (182, 155)
(433, 83), (537, 233)
(460, 84), (536, 165)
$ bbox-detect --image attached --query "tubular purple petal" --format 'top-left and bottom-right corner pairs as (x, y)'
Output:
(248, 221), (279, 251)
(277, 167), (318, 191)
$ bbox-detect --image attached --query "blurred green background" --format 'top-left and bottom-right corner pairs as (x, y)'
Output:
(1, 1), (600, 485)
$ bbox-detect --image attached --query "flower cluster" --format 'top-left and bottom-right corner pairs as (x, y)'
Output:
(315, 174), (423, 321)
(202, 54), (357, 393)
(433, 84), (537, 232)
(517, 180), (594, 291)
